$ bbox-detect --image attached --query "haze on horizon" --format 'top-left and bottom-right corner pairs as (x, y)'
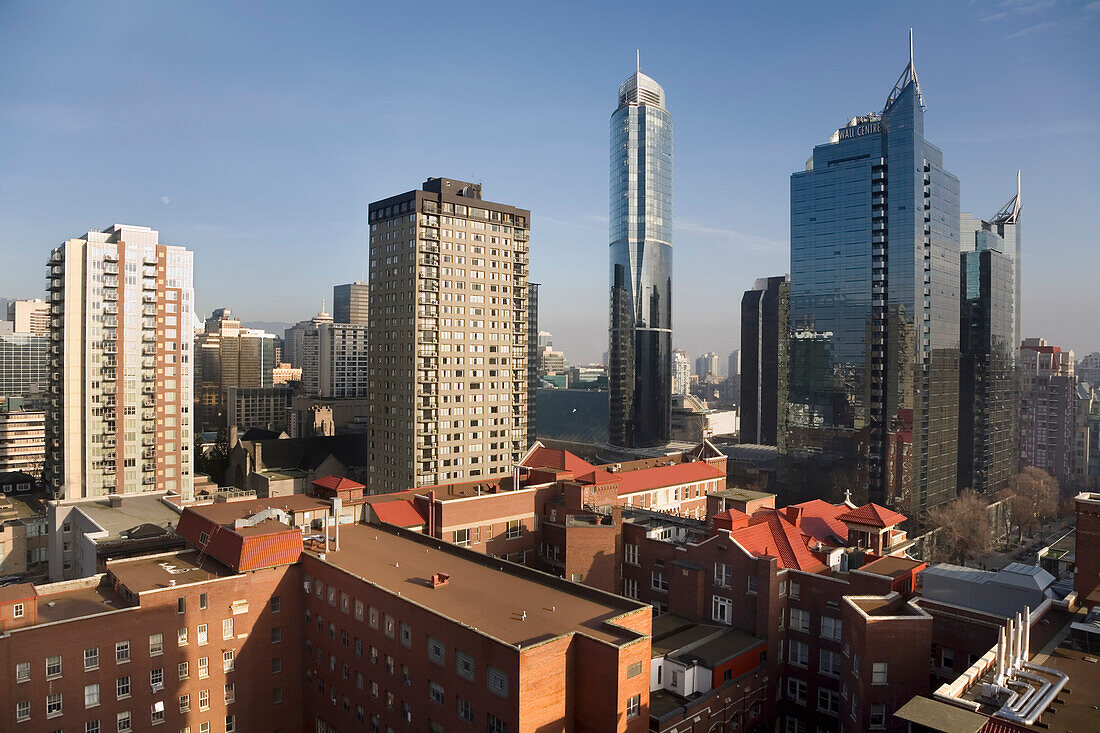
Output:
(1, 0), (1098, 364)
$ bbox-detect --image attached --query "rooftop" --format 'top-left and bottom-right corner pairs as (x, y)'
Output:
(108, 550), (237, 594)
(35, 579), (130, 624)
(860, 555), (924, 579)
(309, 523), (648, 649)
(73, 493), (180, 541)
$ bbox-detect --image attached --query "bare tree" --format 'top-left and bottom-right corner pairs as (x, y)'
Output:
(1002, 468), (1059, 544)
(928, 490), (991, 565)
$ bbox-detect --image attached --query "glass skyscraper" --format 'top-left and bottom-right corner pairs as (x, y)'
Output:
(608, 69), (673, 448)
(787, 48), (961, 513)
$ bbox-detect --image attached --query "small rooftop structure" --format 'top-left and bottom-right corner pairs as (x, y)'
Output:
(921, 563), (1059, 618)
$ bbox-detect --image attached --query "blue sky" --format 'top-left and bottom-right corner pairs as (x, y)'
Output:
(1, 0), (1097, 364)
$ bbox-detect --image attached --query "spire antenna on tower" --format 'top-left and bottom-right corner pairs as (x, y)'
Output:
(636, 49), (640, 72)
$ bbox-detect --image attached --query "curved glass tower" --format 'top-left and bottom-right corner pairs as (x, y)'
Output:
(608, 70), (673, 448)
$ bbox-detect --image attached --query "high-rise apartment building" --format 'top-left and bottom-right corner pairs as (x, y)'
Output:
(301, 322), (370, 398)
(1020, 338), (1077, 486)
(283, 307), (333, 369)
(695, 352), (721, 382)
(741, 275), (788, 445)
(0, 403), (45, 476)
(333, 281), (369, 324)
(0, 332), (48, 399)
(787, 43), (960, 512)
(609, 67), (673, 448)
(6, 299), (50, 335)
(672, 349), (691, 396)
(1077, 352), (1100, 388)
(45, 224), (194, 499)
(527, 282), (540, 448)
(194, 308), (277, 430)
(958, 186), (1021, 494)
(367, 177), (530, 491)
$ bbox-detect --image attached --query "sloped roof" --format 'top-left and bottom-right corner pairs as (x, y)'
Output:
(522, 445), (597, 475)
(249, 434), (367, 472)
(791, 499), (850, 545)
(837, 503), (907, 529)
(611, 461), (724, 496)
(312, 475), (364, 492)
(372, 500), (428, 528)
(730, 510), (826, 572)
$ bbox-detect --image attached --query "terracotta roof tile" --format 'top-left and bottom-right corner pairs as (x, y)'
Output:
(522, 446), (597, 475)
(837, 503), (907, 529)
(609, 461), (724, 496)
(730, 510), (826, 572)
(790, 499), (850, 544)
(372, 500), (428, 528)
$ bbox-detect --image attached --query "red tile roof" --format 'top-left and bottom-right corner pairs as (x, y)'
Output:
(312, 475), (365, 492)
(372, 500), (428, 528)
(790, 499), (850, 545)
(836, 503), (907, 529)
(728, 510), (826, 572)
(176, 507), (303, 573)
(522, 446), (596, 475)
(0, 583), (36, 605)
(608, 461), (724, 496)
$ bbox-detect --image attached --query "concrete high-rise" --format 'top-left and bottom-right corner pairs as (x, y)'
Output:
(695, 352), (720, 382)
(608, 67), (673, 448)
(527, 282), (540, 448)
(283, 307), (333, 369)
(958, 183), (1021, 495)
(1019, 338), (1076, 486)
(0, 332), (48, 399)
(672, 349), (690, 396)
(45, 225), (194, 500)
(787, 40), (961, 512)
(301, 322), (370, 398)
(194, 308), (277, 430)
(333, 281), (369, 324)
(6, 299), (49, 335)
(741, 275), (788, 445)
(367, 178), (530, 491)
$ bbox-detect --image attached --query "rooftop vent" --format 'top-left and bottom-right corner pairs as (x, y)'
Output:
(430, 572), (450, 588)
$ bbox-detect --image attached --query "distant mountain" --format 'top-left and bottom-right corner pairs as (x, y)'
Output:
(243, 321), (294, 335)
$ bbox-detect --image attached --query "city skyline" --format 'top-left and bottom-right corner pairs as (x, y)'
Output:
(2, 2), (1097, 365)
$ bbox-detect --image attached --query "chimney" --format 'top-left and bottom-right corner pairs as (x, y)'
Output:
(430, 572), (450, 588)
(787, 506), (803, 528)
(107, 494), (123, 508)
(253, 441), (263, 472)
(228, 424), (239, 449)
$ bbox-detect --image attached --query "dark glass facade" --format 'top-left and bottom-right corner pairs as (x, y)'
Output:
(608, 71), (673, 448)
(958, 231), (1017, 494)
(741, 276), (788, 445)
(787, 62), (960, 512)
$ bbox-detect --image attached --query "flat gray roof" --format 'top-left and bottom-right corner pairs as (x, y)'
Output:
(75, 495), (180, 541)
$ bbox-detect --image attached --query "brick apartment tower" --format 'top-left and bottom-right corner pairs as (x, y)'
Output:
(367, 178), (530, 491)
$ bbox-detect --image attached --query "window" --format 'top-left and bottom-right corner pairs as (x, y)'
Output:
(273, 687), (283, 704)
(223, 650), (235, 672)
(116, 641), (130, 663)
(271, 626), (282, 643)
(651, 570), (668, 591)
(624, 543), (639, 565)
(87, 720), (101, 733)
(747, 575), (758, 594)
(384, 615), (395, 638)
(506, 519), (522, 539)
(222, 618), (234, 640)
(712, 595), (733, 624)
(272, 657), (282, 674)
(820, 616), (841, 641)
(117, 675), (131, 699)
(427, 636), (446, 665)
(86, 683), (101, 708)
(197, 624), (208, 645)
(16, 700), (30, 721)
(714, 562), (732, 588)
(16, 660), (30, 682)
(487, 714), (507, 733)
(151, 701), (165, 724)
(455, 650), (475, 681)
(626, 694), (641, 719)
(199, 689), (210, 711)
(627, 661), (643, 678)
(177, 597), (185, 614)
(225, 714), (236, 732)
(270, 596), (282, 613)
(487, 665), (509, 698)
(789, 580), (800, 599)
(623, 578), (638, 599)
(85, 647), (100, 670)
(13, 602), (24, 618)
(45, 692), (63, 717)
(788, 640), (809, 668)
(869, 703), (886, 729)
(453, 528), (470, 547)
(149, 633), (163, 656)
(817, 687), (839, 715)
(198, 657), (209, 678)
(199, 592), (207, 609)
(117, 711), (132, 731)
(819, 649), (841, 677)
(179, 694), (190, 713)
(200, 724), (210, 733)
(784, 716), (807, 733)
(872, 662), (887, 685)
(224, 682), (235, 703)
(786, 678), (807, 705)
(789, 608), (810, 633)
(151, 668), (164, 689)
(400, 622), (412, 647)
(46, 654), (62, 678)
(457, 696), (473, 722)
(941, 647), (955, 669)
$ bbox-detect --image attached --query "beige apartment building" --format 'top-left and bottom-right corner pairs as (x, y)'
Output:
(44, 225), (194, 501)
(194, 307), (277, 430)
(367, 178), (530, 491)
(6, 299), (50, 335)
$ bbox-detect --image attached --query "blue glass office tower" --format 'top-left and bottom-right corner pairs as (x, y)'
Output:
(787, 47), (961, 513)
(609, 70), (673, 448)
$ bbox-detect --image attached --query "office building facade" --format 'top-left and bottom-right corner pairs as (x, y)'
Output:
(609, 68), (673, 448)
(195, 308), (277, 430)
(333, 281), (369, 325)
(367, 178), (530, 491)
(0, 332), (48, 399)
(741, 275), (788, 445)
(45, 225), (194, 499)
(1019, 338), (1077, 486)
(958, 192), (1020, 494)
(787, 48), (960, 512)
(302, 322), (370, 399)
(6, 299), (50, 335)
